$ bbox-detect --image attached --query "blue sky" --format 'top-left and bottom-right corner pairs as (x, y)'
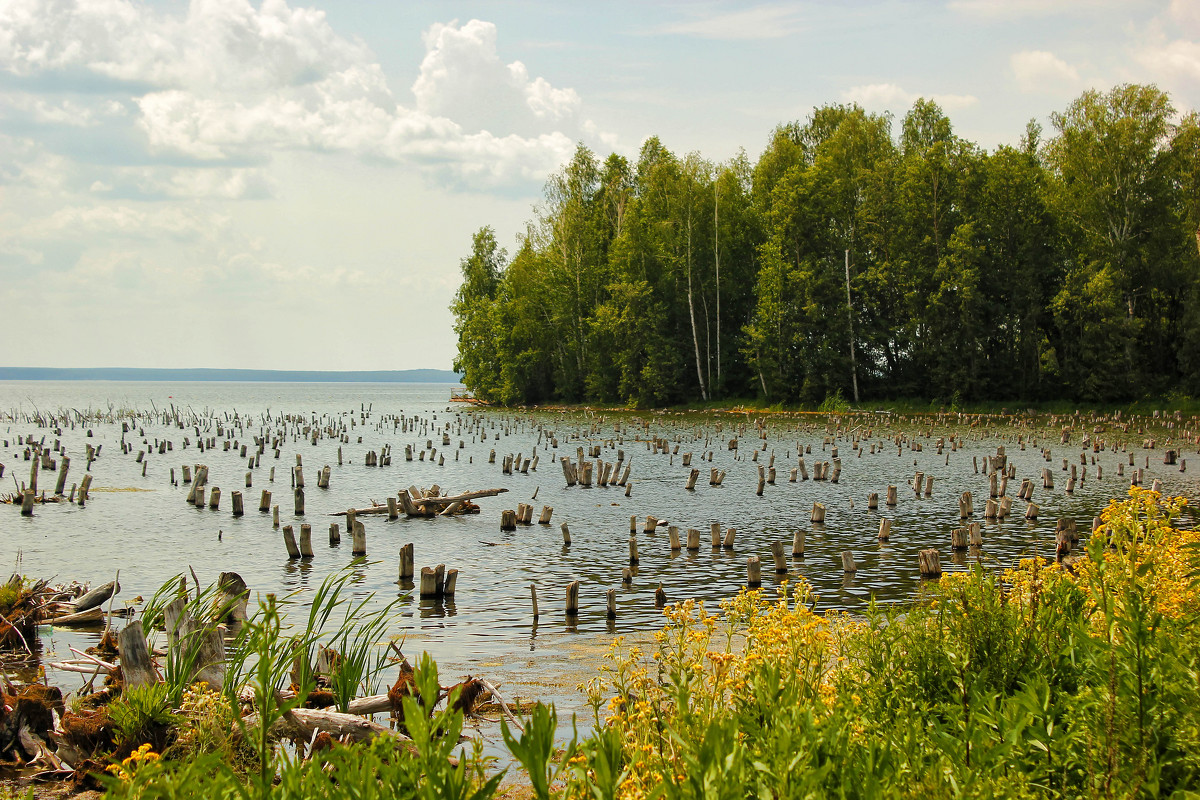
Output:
(2, 0), (1197, 371)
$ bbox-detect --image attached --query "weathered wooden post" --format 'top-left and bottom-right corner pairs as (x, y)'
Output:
(878, 518), (892, 541)
(566, 581), (580, 617)
(283, 525), (301, 559)
(841, 550), (857, 573)
(791, 528), (804, 556)
(951, 527), (969, 550)
(770, 542), (787, 573)
(352, 520), (366, 556)
(918, 549), (942, 577)
(299, 524), (314, 558)
(747, 556), (761, 588)
(398, 543), (414, 580)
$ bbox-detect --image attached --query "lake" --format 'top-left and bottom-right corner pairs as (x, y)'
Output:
(3, 380), (1198, 732)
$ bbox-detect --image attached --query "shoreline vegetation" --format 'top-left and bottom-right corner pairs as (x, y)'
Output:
(451, 84), (1200, 410)
(3, 489), (1198, 799)
(500, 396), (1200, 418)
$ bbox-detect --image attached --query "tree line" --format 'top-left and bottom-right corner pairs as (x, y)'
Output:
(452, 84), (1200, 407)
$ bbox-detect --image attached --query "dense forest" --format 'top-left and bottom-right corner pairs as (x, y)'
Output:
(451, 84), (1200, 407)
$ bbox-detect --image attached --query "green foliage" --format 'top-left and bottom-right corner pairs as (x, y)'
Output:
(560, 491), (1200, 799)
(108, 683), (177, 752)
(501, 703), (574, 800)
(451, 86), (1200, 407)
(817, 388), (850, 413)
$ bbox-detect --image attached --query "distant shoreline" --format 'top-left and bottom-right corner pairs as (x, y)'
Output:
(0, 367), (463, 383)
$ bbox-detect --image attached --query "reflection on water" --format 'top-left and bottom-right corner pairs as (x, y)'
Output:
(3, 380), (1199, 742)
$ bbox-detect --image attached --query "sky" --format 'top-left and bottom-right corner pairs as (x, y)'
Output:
(2, 0), (1198, 372)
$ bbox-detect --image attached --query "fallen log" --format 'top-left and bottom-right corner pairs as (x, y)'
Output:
(415, 488), (508, 507)
(72, 580), (119, 613)
(45, 607), (105, 626)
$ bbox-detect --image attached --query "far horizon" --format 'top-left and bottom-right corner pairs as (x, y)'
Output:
(0, 366), (463, 383)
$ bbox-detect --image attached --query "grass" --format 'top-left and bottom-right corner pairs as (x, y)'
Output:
(69, 489), (1200, 799)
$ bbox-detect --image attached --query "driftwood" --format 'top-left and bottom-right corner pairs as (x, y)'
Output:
(270, 707), (398, 743)
(45, 607), (105, 626)
(332, 488), (507, 518)
(73, 580), (119, 613)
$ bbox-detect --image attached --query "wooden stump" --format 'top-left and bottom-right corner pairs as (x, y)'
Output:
(419, 567), (438, 598)
(918, 549), (942, 578)
(399, 543), (414, 580)
(117, 620), (156, 690)
(951, 527), (969, 550)
(770, 541), (787, 573)
(565, 581), (580, 617)
(283, 526), (300, 559)
(352, 520), (366, 556)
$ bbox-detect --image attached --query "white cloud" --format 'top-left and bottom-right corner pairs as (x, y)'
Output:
(0, 2), (597, 187)
(1137, 39), (1200, 84)
(412, 19), (582, 135)
(1169, 0), (1200, 35)
(23, 204), (228, 241)
(1011, 50), (1082, 93)
(652, 4), (805, 40)
(1128, 0), (1200, 109)
(841, 83), (978, 112)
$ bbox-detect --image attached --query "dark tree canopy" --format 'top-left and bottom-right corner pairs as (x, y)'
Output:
(452, 85), (1200, 407)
